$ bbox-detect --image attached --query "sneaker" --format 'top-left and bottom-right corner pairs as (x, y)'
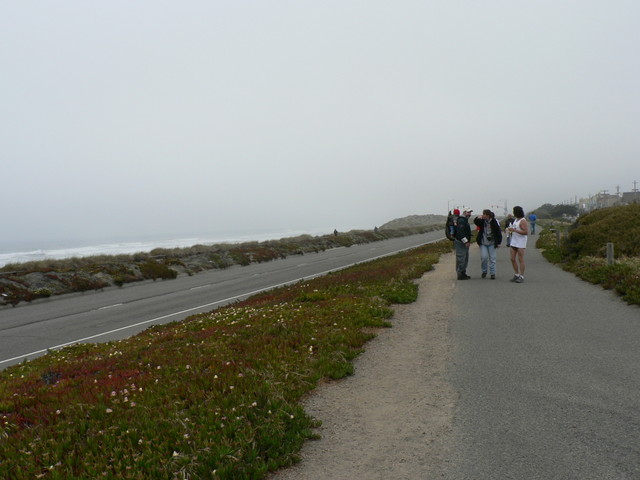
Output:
(481, 272), (487, 279)
(490, 275), (495, 280)
(509, 275), (518, 282)
(458, 275), (470, 280)
(515, 276), (524, 283)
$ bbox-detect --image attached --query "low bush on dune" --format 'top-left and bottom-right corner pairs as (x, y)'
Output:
(537, 204), (640, 305)
(564, 203), (640, 259)
(0, 240), (451, 479)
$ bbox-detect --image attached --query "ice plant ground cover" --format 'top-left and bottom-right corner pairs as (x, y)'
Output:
(0, 240), (452, 479)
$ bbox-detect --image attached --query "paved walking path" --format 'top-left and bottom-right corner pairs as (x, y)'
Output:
(444, 237), (640, 479)
(272, 237), (640, 479)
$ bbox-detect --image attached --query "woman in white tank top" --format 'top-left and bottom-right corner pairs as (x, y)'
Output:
(508, 206), (528, 283)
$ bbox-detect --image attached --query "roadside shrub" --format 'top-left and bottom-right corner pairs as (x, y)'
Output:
(209, 254), (232, 269)
(33, 288), (52, 298)
(138, 260), (178, 280)
(333, 235), (354, 248)
(229, 249), (251, 266)
(566, 204), (640, 258)
(68, 274), (109, 292)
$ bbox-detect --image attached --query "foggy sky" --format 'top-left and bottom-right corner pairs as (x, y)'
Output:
(2, 1), (639, 246)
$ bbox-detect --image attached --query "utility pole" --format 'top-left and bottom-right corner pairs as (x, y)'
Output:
(499, 198), (508, 217)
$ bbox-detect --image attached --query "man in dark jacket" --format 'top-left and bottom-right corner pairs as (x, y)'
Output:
(454, 209), (472, 279)
(474, 210), (503, 279)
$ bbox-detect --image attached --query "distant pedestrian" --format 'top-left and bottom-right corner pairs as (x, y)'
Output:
(528, 212), (537, 235)
(454, 209), (472, 280)
(474, 210), (502, 279)
(508, 206), (528, 283)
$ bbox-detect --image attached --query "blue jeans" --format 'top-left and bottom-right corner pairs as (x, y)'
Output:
(480, 244), (497, 275)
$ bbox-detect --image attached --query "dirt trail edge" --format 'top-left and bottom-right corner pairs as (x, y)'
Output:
(269, 253), (457, 480)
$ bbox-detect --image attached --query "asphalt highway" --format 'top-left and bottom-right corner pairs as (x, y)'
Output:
(442, 236), (640, 479)
(0, 231), (442, 370)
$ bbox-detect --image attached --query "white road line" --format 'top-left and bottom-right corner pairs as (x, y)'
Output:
(98, 303), (123, 310)
(0, 240), (434, 366)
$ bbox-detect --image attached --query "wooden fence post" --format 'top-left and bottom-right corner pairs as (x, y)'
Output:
(607, 242), (614, 265)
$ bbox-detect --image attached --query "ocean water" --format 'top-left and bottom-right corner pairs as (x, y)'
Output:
(0, 228), (335, 268)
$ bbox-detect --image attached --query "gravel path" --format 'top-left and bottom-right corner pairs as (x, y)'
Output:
(269, 254), (456, 480)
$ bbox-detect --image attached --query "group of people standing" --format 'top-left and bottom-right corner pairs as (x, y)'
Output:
(451, 206), (528, 283)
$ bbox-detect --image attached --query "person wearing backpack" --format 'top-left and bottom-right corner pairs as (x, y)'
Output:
(445, 209), (459, 241)
(454, 209), (472, 280)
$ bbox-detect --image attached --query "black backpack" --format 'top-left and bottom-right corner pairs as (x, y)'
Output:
(445, 212), (456, 241)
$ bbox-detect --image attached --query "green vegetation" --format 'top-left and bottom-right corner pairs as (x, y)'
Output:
(138, 260), (179, 281)
(0, 227), (438, 307)
(0, 240), (452, 479)
(537, 204), (640, 305)
(532, 203), (579, 219)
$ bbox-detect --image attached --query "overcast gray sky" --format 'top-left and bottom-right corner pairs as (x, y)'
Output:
(2, 1), (638, 246)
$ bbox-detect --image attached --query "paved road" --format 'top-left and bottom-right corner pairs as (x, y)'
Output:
(443, 236), (640, 479)
(0, 231), (442, 370)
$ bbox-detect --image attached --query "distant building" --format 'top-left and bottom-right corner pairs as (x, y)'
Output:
(594, 192), (619, 209)
(577, 196), (595, 212)
(621, 191), (640, 204)
(573, 183), (639, 213)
